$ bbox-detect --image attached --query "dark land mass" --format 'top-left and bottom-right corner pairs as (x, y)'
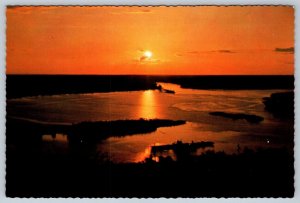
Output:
(263, 91), (294, 119)
(7, 75), (294, 98)
(6, 117), (186, 150)
(158, 75), (294, 90)
(157, 84), (176, 94)
(151, 140), (214, 156)
(209, 112), (264, 124)
(6, 140), (294, 197)
(7, 75), (158, 99)
(6, 117), (294, 197)
(150, 140), (214, 161)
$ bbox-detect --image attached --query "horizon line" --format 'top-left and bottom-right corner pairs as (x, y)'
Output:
(6, 73), (295, 77)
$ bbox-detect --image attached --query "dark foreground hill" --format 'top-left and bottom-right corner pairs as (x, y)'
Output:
(6, 144), (294, 197)
(6, 117), (294, 197)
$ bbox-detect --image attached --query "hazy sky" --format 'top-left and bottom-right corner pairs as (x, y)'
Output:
(6, 6), (294, 75)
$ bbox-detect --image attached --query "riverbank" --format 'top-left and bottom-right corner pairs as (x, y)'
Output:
(7, 117), (186, 148)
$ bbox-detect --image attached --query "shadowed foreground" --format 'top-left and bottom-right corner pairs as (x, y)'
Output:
(6, 118), (294, 197)
(6, 146), (294, 197)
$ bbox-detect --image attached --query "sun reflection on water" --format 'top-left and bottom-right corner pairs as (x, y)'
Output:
(134, 146), (152, 162)
(138, 90), (157, 119)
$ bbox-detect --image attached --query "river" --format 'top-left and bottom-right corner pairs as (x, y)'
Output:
(7, 83), (293, 162)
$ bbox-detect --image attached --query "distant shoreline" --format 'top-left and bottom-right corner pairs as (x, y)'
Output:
(6, 75), (294, 99)
(6, 74), (295, 76)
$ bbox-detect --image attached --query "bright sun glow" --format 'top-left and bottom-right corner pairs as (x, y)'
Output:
(144, 51), (152, 59)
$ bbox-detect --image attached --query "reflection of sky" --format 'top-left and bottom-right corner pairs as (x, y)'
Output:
(8, 83), (293, 163)
(138, 90), (156, 119)
(101, 121), (293, 163)
(8, 83), (287, 124)
(42, 133), (68, 142)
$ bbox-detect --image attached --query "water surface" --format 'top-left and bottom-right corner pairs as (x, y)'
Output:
(7, 83), (293, 162)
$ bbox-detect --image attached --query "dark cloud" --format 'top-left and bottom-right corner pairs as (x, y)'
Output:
(138, 49), (148, 61)
(217, 50), (235, 54)
(140, 55), (148, 61)
(175, 49), (236, 57)
(175, 51), (199, 57)
(138, 57), (160, 64)
(274, 47), (294, 53)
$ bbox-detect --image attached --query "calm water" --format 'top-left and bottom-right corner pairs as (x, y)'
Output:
(7, 83), (293, 163)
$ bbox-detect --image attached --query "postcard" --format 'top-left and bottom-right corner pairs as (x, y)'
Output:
(5, 5), (294, 197)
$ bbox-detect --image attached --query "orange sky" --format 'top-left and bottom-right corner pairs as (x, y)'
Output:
(6, 6), (294, 75)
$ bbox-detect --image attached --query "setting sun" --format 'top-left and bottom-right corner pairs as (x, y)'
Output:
(144, 51), (152, 59)
(6, 6), (294, 75)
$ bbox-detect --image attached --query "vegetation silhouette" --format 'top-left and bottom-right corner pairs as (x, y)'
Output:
(151, 140), (214, 161)
(7, 117), (186, 149)
(6, 117), (294, 197)
(263, 91), (294, 119)
(209, 112), (264, 124)
(7, 75), (294, 99)
(6, 138), (294, 197)
(159, 75), (294, 90)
